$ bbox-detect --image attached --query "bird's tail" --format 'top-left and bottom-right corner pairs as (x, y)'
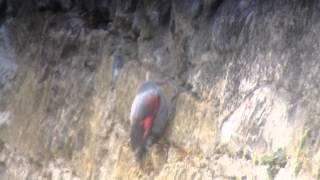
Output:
(135, 145), (147, 162)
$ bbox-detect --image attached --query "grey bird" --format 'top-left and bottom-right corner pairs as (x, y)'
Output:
(129, 81), (169, 161)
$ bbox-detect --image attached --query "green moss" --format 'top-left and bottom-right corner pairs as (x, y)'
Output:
(261, 149), (287, 179)
(293, 128), (311, 177)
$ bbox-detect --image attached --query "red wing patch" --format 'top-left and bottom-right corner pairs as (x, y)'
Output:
(142, 95), (160, 138)
(143, 116), (153, 138)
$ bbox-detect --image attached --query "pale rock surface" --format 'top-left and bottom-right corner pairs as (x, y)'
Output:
(0, 0), (319, 179)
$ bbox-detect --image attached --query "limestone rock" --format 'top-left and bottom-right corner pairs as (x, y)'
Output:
(0, 0), (319, 179)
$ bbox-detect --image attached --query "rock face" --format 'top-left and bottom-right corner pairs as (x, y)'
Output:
(0, 0), (320, 179)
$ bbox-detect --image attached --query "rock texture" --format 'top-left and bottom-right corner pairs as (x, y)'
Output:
(0, 0), (320, 179)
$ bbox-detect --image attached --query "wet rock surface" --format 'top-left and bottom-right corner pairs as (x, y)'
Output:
(0, 0), (320, 179)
